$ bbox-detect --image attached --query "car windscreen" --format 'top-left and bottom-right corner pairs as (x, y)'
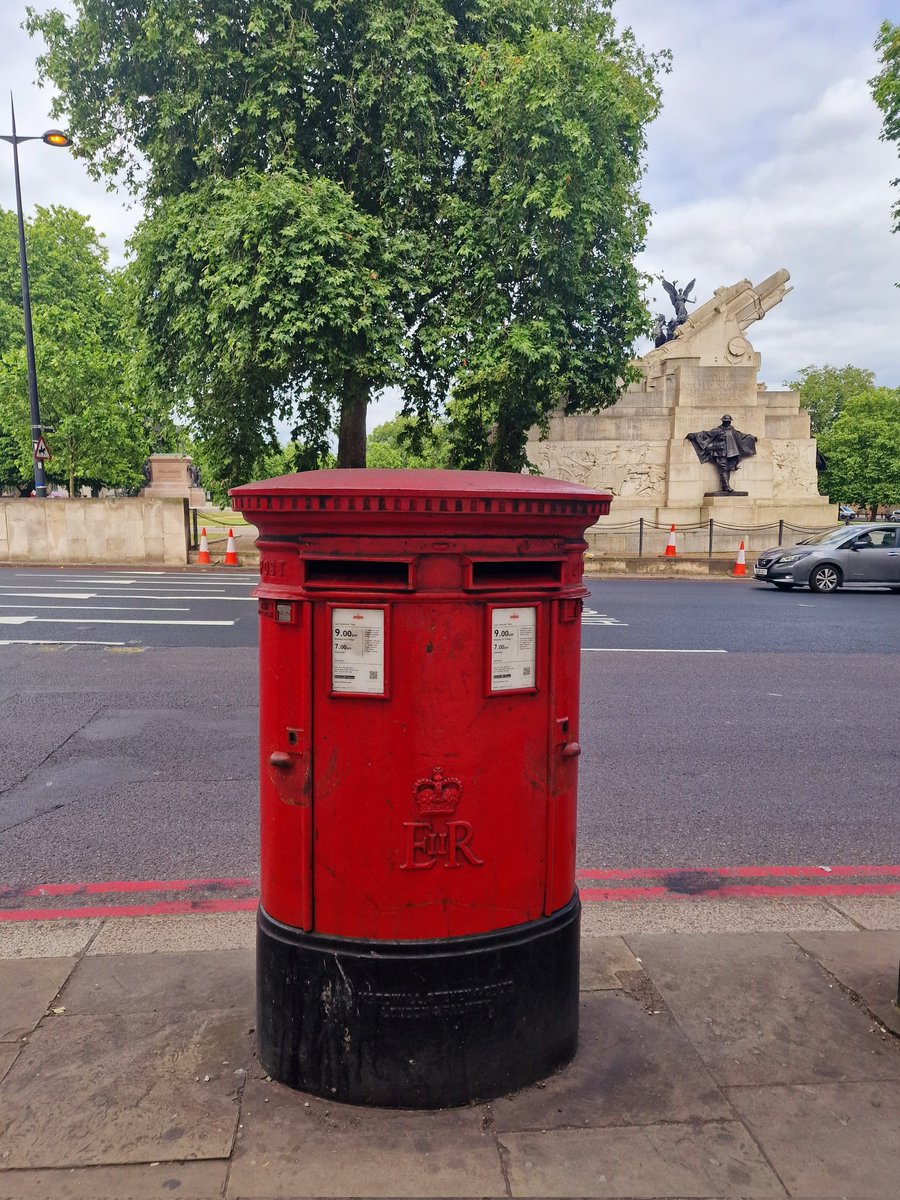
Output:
(797, 526), (858, 545)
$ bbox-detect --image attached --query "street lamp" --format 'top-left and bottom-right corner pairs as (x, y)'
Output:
(0, 95), (72, 497)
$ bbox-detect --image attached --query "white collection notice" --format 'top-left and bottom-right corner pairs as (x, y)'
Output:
(490, 607), (536, 691)
(332, 608), (385, 694)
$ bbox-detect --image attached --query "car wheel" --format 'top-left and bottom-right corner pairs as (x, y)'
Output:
(809, 564), (841, 593)
(771, 582), (795, 591)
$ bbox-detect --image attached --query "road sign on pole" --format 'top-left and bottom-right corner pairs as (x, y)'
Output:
(33, 434), (52, 462)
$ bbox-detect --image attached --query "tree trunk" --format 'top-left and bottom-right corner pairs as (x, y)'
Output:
(336, 374), (370, 468)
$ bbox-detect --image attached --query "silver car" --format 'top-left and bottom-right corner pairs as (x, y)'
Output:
(753, 523), (900, 593)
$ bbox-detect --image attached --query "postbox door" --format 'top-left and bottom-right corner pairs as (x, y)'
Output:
(310, 599), (552, 940)
(544, 597), (583, 915)
(258, 600), (314, 929)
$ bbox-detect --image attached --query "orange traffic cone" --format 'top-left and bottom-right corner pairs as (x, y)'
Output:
(224, 528), (239, 566)
(197, 527), (211, 565)
(733, 540), (747, 576)
(664, 524), (677, 557)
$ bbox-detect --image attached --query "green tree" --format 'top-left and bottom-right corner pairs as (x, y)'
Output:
(818, 388), (900, 517)
(366, 415), (451, 469)
(0, 206), (150, 495)
(871, 20), (900, 238)
(785, 363), (876, 435)
(28, 0), (666, 483)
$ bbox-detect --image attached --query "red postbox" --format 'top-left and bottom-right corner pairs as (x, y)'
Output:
(230, 469), (610, 1107)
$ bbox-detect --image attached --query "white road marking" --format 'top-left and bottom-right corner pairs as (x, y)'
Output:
(0, 591), (254, 602)
(0, 604), (190, 612)
(0, 591), (95, 599)
(0, 616), (235, 627)
(0, 639), (126, 646)
(13, 573), (255, 586)
(582, 607), (628, 627)
(582, 647), (728, 654)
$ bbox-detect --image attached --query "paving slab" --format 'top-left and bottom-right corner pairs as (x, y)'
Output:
(228, 1075), (506, 1198)
(87, 912), (256, 955)
(580, 936), (641, 990)
(627, 932), (900, 1087)
(726, 1080), (900, 1198)
(492, 990), (729, 1133)
(0, 958), (76, 1040)
(581, 899), (856, 937)
(500, 1121), (786, 1198)
(0, 1046), (18, 1087)
(0, 1009), (250, 1168)
(58, 949), (255, 1017)
(827, 895), (900, 930)
(0, 1160), (228, 1200)
(0, 919), (100, 959)
(790, 929), (900, 1035)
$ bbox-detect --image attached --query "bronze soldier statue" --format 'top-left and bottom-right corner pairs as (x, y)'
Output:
(686, 415), (757, 494)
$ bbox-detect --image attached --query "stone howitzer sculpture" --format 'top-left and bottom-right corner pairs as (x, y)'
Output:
(645, 269), (793, 376)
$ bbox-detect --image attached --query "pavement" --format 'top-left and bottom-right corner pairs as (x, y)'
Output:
(0, 900), (898, 1199)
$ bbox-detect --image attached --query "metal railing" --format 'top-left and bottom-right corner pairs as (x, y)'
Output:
(590, 518), (836, 559)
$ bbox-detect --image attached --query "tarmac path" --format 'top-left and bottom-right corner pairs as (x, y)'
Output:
(0, 570), (897, 919)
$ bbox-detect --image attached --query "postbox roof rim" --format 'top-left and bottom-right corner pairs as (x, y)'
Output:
(230, 468), (610, 502)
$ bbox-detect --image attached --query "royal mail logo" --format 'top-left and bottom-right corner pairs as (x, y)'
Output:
(401, 767), (483, 871)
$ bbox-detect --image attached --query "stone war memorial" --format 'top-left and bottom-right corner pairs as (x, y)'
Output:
(526, 269), (834, 556)
(140, 453), (207, 508)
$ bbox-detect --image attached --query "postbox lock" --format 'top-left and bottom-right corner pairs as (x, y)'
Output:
(269, 751), (293, 769)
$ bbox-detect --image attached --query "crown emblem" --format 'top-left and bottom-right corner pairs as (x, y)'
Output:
(414, 767), (463, 816)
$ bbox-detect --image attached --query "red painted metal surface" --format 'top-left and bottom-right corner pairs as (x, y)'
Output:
(231, 469), (610, 940)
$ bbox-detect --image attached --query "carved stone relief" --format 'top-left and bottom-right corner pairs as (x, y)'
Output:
(770, 441), (818, 496)
(531, 442), (666, 499)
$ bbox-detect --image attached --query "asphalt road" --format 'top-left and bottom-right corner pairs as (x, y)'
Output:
(0, 565), (259, 648)
(0, 569), (897, 910)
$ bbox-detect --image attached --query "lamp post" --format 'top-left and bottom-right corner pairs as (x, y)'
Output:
(0, 95), (72, 497)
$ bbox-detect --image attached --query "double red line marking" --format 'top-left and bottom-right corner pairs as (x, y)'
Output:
(1, 866), (898, 921)
(577, 863), (900, 902)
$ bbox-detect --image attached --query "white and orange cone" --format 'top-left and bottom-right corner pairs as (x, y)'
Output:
(224, 528), (239, 566)
(197, 527), (211, 565)
(664, 524), (677, 558)
(733, 540), (747, 576)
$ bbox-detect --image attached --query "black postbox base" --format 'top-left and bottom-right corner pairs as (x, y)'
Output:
(257, 894), (580, 1109)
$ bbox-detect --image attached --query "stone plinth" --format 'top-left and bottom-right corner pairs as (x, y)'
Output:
(141, 454), (206, 508)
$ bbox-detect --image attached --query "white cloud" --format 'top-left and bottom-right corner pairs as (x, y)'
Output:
(621, 0), (900, 386)
(3, 0), (899, 410)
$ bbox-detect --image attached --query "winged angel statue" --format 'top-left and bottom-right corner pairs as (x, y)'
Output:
(661, 277), (696, 324)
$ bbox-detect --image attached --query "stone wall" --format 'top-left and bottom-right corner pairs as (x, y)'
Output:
(0, 497), (190, 565)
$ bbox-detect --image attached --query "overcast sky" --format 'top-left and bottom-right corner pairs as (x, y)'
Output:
(2, 0), (899, 433)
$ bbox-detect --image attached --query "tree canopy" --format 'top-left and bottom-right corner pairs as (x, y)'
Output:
(28, 0), (666, 484)
(818, 387), (900, 516)
(785, 363), (877, 435)
(0, 205), (153, 496)
(366, 414), (451, 469)
(871, 20), (900, 239)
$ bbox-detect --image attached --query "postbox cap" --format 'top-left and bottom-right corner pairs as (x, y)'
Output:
(232, 468), (606, 502)
(231, 468), (611, 538)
